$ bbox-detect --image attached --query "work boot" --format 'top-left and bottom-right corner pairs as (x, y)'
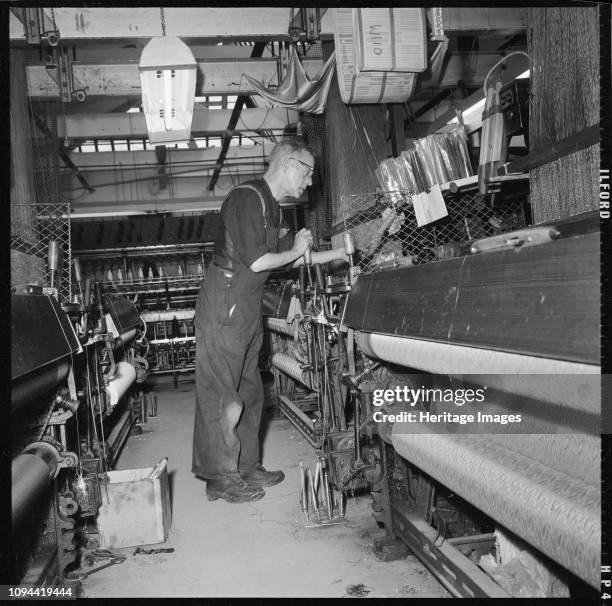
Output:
(206, 473), (265, 503)
(241, 464), (285, 487)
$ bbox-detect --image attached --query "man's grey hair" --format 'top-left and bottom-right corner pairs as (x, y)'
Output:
(267, 138), (314, 171)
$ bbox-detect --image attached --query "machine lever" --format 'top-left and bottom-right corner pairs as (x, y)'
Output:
(66, 556), (125, 581)
(303, 246), (313, 290)
(48, 240), (59, 289)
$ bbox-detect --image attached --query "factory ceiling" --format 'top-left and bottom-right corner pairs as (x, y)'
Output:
(10, 7), (528, 216)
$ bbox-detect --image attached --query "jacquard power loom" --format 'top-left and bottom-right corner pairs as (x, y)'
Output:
(264, 205), (600, 598)
(10, 254), (151, 589)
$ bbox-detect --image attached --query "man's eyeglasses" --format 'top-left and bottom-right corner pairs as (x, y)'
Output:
(289, 157), (314, 176)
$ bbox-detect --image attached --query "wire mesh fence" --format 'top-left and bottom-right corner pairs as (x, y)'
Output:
(11, 95), (72, 299)
(337, 189), (527, 273)
(11, 203), (72, 300)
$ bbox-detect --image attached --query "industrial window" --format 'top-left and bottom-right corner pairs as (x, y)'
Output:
(74, 134), (258, 153)
(194, 94), (236, 110)
(208, 95), (222, 110)
(96, 140), (113, 152)
(78, 142), (96, 153)
(72, 93), (249, 153)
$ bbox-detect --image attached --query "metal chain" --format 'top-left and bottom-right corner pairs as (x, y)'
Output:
(160, 7), (166, 36)
(48, 7), (71, 149)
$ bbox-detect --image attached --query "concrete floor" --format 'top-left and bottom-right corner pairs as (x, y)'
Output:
(80, 374), (450, 598)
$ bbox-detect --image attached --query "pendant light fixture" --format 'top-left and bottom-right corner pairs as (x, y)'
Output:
(139, 8), (197, 145)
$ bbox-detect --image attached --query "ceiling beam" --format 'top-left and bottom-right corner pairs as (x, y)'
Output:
(10, 8), (527, 42)
(71, 43), (267, 63)
(62, 172), (263, 201)
(62, 158), (309, 215)
(69, 194), (307, 217)
(63, 164), (266, 183)
(407, 89), (454, 123)
(58, 108), (299, 140)
(61, 97), (139, 115)
(26, 57), (323, 98)
(437, 8), (527, 33)
(69, 196), (229, 217)
(63, 145), (274, 171)
(27, 51), (510, 101)
(416, 51), (526, 92)
(10, 8), (295, 41)
(208, 41), (266, 191)
(65, 185), (308, 217)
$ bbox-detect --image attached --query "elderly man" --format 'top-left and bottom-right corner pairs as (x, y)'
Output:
(192, 139), (347, 503)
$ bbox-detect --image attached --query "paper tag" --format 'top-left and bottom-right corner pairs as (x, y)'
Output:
(412, 184), (448, 227)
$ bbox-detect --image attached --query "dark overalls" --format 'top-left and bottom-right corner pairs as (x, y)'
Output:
(192, 179), (292, 480)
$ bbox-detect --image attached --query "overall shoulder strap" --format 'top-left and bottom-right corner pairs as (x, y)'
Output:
(232, 184), (267, 229)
